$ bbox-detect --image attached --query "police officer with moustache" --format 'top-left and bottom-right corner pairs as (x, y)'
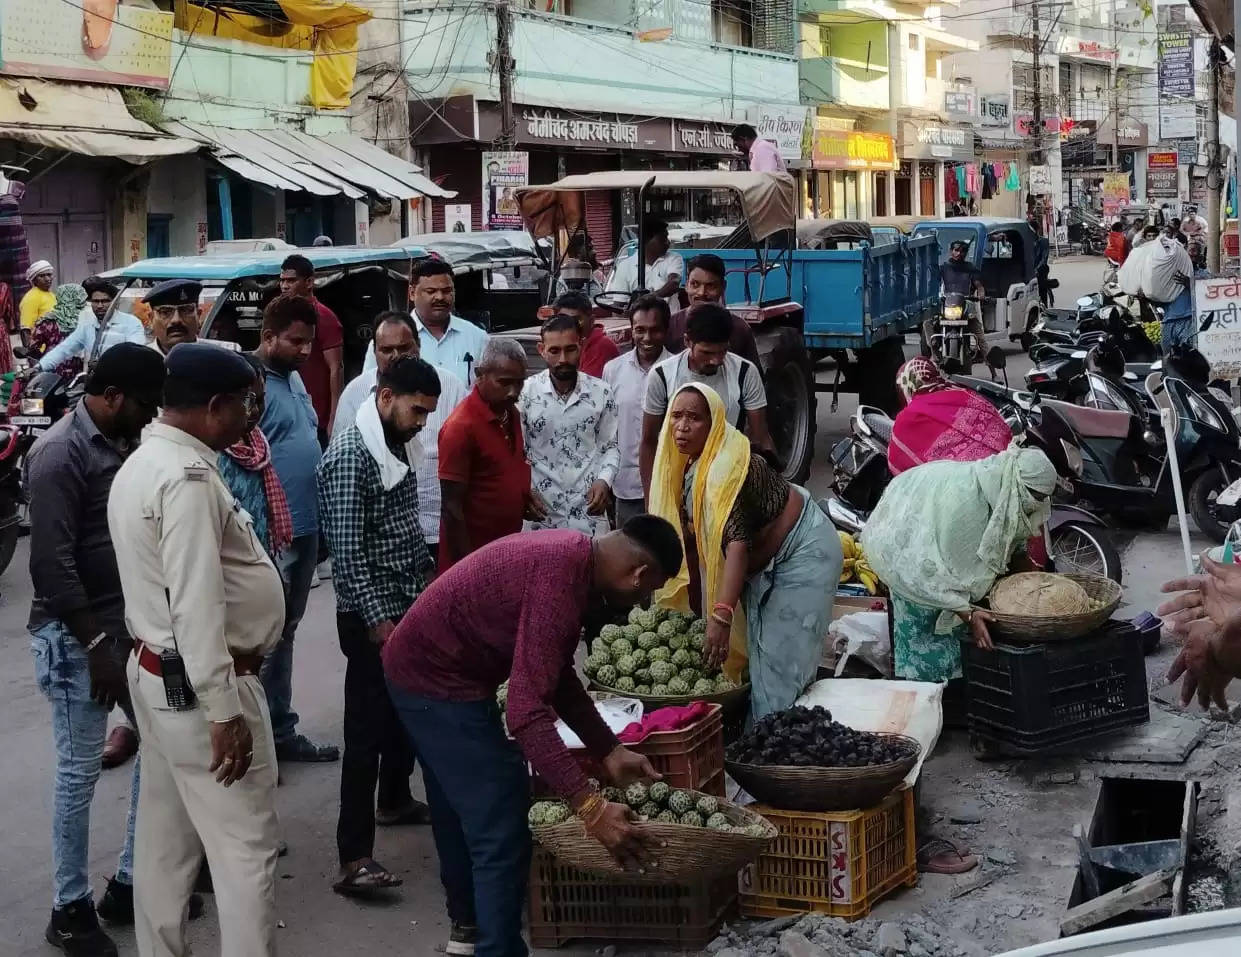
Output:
(143, 279), (242, 356)
(108, 343), (286, 957)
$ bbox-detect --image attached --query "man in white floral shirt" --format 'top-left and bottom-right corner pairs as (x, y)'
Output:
(518, 313), (619, 536)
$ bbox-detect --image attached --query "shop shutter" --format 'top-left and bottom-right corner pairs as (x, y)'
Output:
(585, 190), (615, 260)
(429, 145), (483, 233)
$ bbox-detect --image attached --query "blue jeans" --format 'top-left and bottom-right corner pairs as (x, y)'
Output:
(1162, 315), (1196, 349)
(262, 532), (317, 745)
(389, 689), (530, 957)
(31, 620), (138, 908)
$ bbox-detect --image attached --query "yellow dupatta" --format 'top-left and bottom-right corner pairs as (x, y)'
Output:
(648, 383), (752, 681)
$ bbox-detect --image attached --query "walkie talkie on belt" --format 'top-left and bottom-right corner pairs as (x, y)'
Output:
(161, 587), (196, 710)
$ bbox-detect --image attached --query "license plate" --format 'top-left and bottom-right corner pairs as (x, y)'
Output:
(11, 415), (51, 426)
(940, 319), (968, 327)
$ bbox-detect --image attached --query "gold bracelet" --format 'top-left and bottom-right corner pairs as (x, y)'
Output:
(574, 791), (607, 830)
(710, 612), (732, 628)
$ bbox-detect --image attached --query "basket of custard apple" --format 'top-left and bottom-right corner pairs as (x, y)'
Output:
(527, 781), (776, 881)
(585, 605), (750, 714)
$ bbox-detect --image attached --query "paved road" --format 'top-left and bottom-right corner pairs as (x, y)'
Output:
(0, 253), (1209, 955)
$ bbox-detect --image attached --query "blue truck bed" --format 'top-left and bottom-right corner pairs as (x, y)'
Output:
(681, 233), (940, 350)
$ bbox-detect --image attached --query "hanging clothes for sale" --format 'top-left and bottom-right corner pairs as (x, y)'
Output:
(945, 166), (961, 204)
(1005, 164), (1020, 192)
(965, 164), (980, 195)
(955, 165), (967, 197)
(0, 182), (31, 304)
(981, 164), (997, 199)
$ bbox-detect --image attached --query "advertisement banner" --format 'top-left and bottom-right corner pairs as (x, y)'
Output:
(1158, 31), (1195, 98)
(1175, 138), (1198, 165)
(1195, 277), (1241, 379)
(1159, 100), (1196, 141)
(0, 0), (174, 89)
(979, 94), (1011, 128)
(1102, 172), (1131, 219)
(481, 152), (528, 231)
(1028, 165), (1052, 195)
(1146, 151), (1179, 199)
(444, 204), (473, 233)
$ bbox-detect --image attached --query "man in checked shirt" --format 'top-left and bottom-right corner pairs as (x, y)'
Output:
(317, 356), (442, 898)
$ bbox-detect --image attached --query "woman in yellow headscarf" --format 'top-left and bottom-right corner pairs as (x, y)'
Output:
(649, 383), (843, 720)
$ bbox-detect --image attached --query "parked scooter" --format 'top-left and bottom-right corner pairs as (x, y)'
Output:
(1025, 306), (1160, 398)
(826, 366), (1122, 581)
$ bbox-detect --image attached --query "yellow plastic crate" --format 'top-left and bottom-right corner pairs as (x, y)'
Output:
(739, 787), (917, 920)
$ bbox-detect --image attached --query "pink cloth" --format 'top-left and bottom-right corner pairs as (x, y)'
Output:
(888, 387), (1012, 476)
(748, 138), (786, 173)
(617, 701), (712, 744)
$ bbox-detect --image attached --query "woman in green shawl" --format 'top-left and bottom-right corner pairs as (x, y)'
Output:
(861, 445), (1057, 682)
(29, 283), (88, 380)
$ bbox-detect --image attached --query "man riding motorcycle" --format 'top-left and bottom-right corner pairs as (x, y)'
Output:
(922, 240), (987, 361)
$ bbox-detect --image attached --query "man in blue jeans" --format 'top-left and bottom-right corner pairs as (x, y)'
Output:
(256, 294), (339, 763)
(27, 345), (165, 956)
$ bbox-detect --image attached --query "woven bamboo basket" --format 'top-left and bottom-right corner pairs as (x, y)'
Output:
(532, 791), (776, 883)
(974, 573), (1122, 642)
(725, 734), (920, 812)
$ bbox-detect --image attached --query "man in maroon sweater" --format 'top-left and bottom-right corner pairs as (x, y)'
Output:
(382, 517), (682, 957)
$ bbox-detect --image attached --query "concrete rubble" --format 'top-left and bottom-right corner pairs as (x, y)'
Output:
(706, 913), (982, 957)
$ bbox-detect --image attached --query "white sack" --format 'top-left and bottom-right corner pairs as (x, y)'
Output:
(829, 612), (894, 678)
(1118, 234), (1192, 303)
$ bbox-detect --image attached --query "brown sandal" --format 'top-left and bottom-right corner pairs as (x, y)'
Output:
(917, 838), (978, 875)
(333, 859), (403, 898)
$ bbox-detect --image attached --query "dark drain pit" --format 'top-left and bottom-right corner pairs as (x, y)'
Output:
(1062, 777), (1197, 937)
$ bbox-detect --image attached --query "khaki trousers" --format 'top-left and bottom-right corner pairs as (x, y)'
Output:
(128, 657), (280, 957)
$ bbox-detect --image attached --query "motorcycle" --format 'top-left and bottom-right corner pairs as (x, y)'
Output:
(0, 424), (22, 574)
(1025, 306), (1160, 398)
(929, 293), (979, 375)
(826, 382), (1123, 581)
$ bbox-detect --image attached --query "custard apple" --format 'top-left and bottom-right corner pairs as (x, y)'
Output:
(622, 623), (643, 640)
(628, 606), (646, 625)
(602, 786), (624, 803)
(689, 617), (707, 635)
(714, 675), (738, 692)
(657, 620), (680, 639)
(614, 676), (636, 692)
(648, 781), (671, 805)
(668, 789), (695, 815)
(690, 632), (707, 652)
(668, 633), (689, 651)
(630, 648), (648, 668)
(638, 801), (660, 819)
(655, 809), (677, 823)
(648, 646), (672, 663)
(634, 684), (652, 695)
(528, 801), (570, 827)
(635, 667), (652, 684)
(590, 639), (612, 660)
(679, 811), (704, 827)
(696, 795), (719, 817)
(610, 638), (634, 658)
(599, 624), (623, 644)
(692, 678), (715, 696)
(679, 668), (701, 685)
(706, 812), (730, 831)
(649, 661), (675, 684)
(625, 782), (649, 807)
(636, 630), (660, 651)
(670, 648), (693, 668)
(615, 654), (637, 676)
(595, 665), (618, 687)
(650, 683), (670, 696)
(666, 677), (689, 695)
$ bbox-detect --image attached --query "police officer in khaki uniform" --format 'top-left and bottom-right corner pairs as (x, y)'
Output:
(109, 339), (286, 957)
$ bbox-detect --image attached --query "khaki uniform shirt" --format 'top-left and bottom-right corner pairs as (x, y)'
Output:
(108, 423), (285, 722)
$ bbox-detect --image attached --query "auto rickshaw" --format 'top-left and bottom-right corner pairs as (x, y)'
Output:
(911, 217), (1048, 348)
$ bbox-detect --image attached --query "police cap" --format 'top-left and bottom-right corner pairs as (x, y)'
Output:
(143, 278), (203, 308)
(164, 343), (256, 399)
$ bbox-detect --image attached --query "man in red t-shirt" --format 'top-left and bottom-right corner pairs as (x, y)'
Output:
(438, 338), (538, 572)
(280, 254), (344, 443)
(553, 291), (618, 377)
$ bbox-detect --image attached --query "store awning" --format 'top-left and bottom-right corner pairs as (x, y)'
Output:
(162, 121), (454, 200)
(0, 78), (198, 164)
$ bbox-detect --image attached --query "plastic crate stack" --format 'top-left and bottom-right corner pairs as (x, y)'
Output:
(528, 703), (733, 947)
(739, 787), (918, 920)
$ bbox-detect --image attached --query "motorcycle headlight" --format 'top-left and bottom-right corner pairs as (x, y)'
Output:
(944, 305), (964, 320)
(1060, 438), (1083, 477)
(20, 397), (44, 415)
(1186, 391), (1227, 431)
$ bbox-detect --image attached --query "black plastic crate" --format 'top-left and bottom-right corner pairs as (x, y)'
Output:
(961, 620), (1149, 755)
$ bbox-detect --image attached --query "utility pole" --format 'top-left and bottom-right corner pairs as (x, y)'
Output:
(1031, 0), (1043, 165)
(1109, 0), (1118, 170)
(1208, 37), (1222, 273)
(495, 1), (516, 149)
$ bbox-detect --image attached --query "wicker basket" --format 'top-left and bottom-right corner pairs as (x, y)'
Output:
(974, 573), (1122, 642)
(532, 791), (776, 883)
(589, 681), (751, 723)
(724, 735), (920, 812)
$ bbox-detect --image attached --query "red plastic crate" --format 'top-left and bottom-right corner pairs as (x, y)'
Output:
(527, 848), (736, 948)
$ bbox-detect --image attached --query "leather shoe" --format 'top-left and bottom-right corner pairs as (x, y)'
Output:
(101, 726), (137, 770)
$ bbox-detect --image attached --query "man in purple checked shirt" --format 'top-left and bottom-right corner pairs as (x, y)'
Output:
(382, 517), (683, 957)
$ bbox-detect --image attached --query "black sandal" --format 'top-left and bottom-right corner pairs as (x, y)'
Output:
(333, 859), (403, 898)
(376, 801), (432, 827)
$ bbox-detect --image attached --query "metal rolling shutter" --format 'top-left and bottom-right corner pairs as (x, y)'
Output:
(585, 190), (615, 260)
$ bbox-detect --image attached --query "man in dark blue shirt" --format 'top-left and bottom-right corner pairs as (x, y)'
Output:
(924, 241), (987, 360)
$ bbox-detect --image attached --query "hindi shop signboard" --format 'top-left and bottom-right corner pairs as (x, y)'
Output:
(1146, 151), (1179, 200)
(1195, 277), (1241, 379)
(748, 106), (810, 161)
(979, 94), (1011, 128)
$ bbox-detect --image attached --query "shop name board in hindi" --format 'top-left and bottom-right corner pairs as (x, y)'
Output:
(811, 129), (896, 171)
(980, 95), (1010, 127)
(1195, 278), (1241, 379)
(522, 110), (639, 147)
(678, 125), (734, 152)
